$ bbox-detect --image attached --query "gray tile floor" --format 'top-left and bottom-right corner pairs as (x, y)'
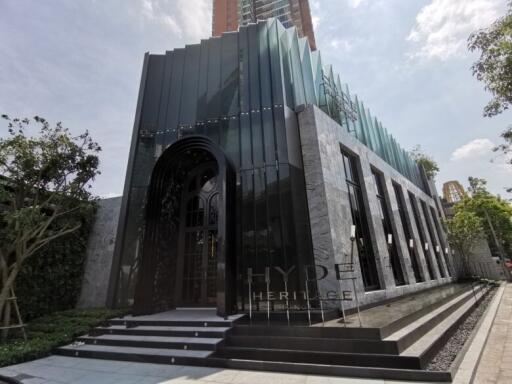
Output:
(0, 356), (436, 384)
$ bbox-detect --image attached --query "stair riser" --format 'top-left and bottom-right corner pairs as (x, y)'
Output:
(215, 347), (421, 369)
(77, 337), (221, 351)
(55, 348), (208, 365)
(380, 286), (471, 338)
(230, 325), (381, 340)
(418, 288), (490, 369)
(109, 320), (232, 328)
(396, 287), (484, 353)
(226, 335), (399, 354)
(90, 328), (226, 338)
(54, 349), (452, 382)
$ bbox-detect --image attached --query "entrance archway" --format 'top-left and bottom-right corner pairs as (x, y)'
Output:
(133, 136), (236, 317)
(176, 162), (219, 307)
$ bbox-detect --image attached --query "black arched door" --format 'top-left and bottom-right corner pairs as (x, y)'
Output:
(133, 136), (236, 317)
(176, 163), (219, 307)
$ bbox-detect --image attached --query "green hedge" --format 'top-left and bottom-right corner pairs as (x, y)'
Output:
(14, 203), (96, 321)
(0, 308), (128, 367)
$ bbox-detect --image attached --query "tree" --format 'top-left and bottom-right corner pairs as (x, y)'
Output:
(0, 116), (101, 338)
(444, 211), (484, 277)
(469, 3), (512, 193)
(410, 145), (440, 180)
(468, 2), (512, 117)
(468, 176), (489, 196)
(493, 126), (512, 193)
(456, 177), (512, 259)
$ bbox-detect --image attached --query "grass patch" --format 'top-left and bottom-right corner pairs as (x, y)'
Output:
(0, 307), (129, 367)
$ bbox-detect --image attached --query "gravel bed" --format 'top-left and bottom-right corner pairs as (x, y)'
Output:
(426, 286), (497, 371)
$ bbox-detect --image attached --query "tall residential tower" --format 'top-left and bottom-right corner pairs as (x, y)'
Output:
(212, 0), (317, 50)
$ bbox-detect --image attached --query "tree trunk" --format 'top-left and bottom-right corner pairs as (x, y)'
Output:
(0, 266), (19, 331)
(1, 300), (12, 341)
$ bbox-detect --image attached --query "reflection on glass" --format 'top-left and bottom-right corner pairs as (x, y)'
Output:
(409, 192), (435, 280)
(393, 183), (423, 282)
(342, 151), (380, 291)
(372, 170), (405, 286)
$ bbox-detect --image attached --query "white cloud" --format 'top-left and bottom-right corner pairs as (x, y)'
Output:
(348, 0), (365, 8)
(100, 192), (122, 199)
(312, 15), (321, 29)
(407, 0), (505, 60)
(329, 38), (353, 52)
(138, 0), (211, 41)
(451, 138), (495, 160)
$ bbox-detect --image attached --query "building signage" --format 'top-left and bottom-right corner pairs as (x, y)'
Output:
(246, 263), (362, 326)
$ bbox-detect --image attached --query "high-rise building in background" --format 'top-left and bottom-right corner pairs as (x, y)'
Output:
(442, 180), (466, 203)
(213, 0), (317, 50)
(212, 0), (239, 37)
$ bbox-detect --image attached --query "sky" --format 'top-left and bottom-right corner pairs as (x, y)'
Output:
(0, 0), (510, 197)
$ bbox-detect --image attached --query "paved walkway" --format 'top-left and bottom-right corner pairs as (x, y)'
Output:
(473, 283), (512, 383)
(0, 356), (438, 384)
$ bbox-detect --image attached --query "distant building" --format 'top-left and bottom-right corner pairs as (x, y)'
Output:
(212, 0), (239, 36)
(442, 180), (465, 203)
(213, 0), (317, 50)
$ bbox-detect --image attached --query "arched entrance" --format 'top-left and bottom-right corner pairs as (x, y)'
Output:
(176, 162), (219, 307)
(133, 136), (236, 317)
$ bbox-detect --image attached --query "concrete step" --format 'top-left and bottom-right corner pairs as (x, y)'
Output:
(91, 324), (229, 338)
(55, 344), (453, 382)
(108, 318), (234, 328)
(373, 284), (473, 338)
(230, 324), (382, 340)
(225, 334), (399, 354)
(107, 309), (243, 328)
(56, 343), (213, 362)
(400, 285), (490, 369)
(77, 334), (223, 351)
(316, 283), (472, 339)
(214, 346), (421, 369)
(385, 284), (485, 353)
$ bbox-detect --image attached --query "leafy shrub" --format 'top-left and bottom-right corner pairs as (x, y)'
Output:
(0, 308), (128, 367)
(14, 203), (96, 321)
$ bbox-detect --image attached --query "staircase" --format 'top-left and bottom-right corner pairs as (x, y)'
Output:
(57, 309), (241, 365)
(56, 283), (494, 382)
(215, 283), (492, 381)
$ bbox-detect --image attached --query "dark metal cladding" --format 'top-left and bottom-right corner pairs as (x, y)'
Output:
(108, 20), (315, 315)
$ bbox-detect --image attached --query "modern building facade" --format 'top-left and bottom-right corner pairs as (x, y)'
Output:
(213, 0), (317, 50)
(106, 18), (455, 318)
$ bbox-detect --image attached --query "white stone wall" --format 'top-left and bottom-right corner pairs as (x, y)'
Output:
(77, 197), (122, 308)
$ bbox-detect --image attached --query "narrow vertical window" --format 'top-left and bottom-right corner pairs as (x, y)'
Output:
(420, 200), (446, 278)
(429, 206), (451, 277)
(372, 170), (405, 286)
(342, 150), (380, 291)
(408, 192), (435, 280)
(393, 183), (423, 282)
